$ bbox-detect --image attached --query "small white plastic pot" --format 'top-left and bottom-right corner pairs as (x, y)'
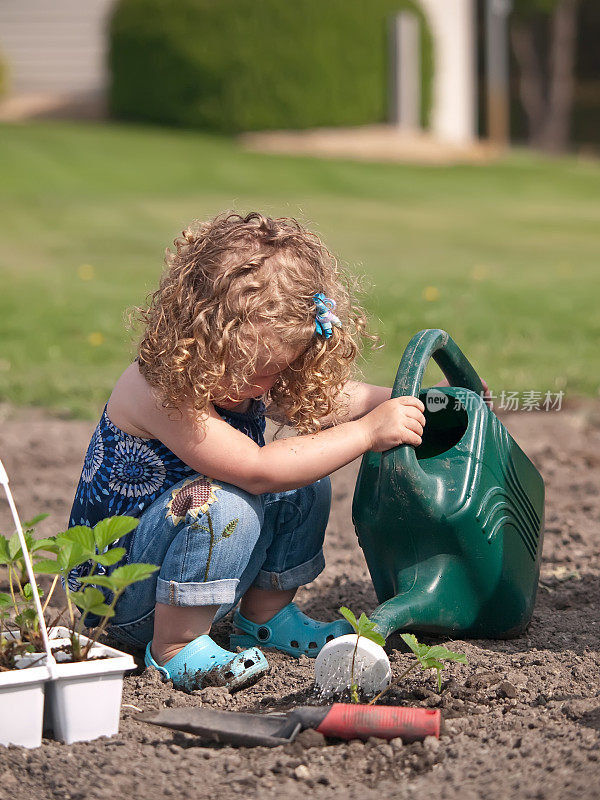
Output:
(0, 465), (136, 746)
(44, 626), (136, 744)
(314, 634), (391, 698)
(0, 660), (50, 749)
(0, 461), (52, 749)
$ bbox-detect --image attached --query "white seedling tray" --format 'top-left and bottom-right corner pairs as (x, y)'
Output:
(44, 626), (136, 744)
(0, 460), (135, 746)
(0, 662), (50, 749)
(0, 458), (53, 749)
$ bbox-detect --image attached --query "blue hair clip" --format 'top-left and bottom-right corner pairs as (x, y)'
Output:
(313, 293), (342, 339)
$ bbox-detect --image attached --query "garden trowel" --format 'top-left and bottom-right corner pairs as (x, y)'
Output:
(137, 703), (440, 747)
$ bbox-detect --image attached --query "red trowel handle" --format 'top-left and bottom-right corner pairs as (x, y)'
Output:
(293, 704), (440, 742)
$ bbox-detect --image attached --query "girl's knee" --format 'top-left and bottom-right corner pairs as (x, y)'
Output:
(165, 474), (263, 529)
(161, 478), (264, 587)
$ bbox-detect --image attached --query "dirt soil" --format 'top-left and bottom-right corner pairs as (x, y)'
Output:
(0, 401), (599, 800)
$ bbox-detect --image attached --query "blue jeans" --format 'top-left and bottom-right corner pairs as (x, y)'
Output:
(105, 474), (331, 650)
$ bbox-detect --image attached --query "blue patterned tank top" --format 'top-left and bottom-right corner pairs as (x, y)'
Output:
(69, 399), (266, 530)
(67, 399), (266, 592)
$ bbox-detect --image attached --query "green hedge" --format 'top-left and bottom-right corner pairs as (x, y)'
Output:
(109, 0), (433, 132)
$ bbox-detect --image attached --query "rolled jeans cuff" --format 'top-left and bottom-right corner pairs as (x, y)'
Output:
(252, 549), (325, 592)
(156, 577), (239, 606)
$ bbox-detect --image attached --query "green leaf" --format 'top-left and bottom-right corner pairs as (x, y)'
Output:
(107, 563), (158, 590)
(420, 645), (443, 660)
(94, 547), (126, 567)
(94, 604), (115, 618)
(400, 633), (421, 656)
(22, 583), (33, 600)
(56, 540), (89, 573)
(422, 657), (445, 671)
(15, 608), (38, 625)
(399, 632), (467, 691)
(0, 593), (12, 607)
(93, 517), (139, 551)
(0, 537), (9, 564)
(356, 612), (380, 637)
(23, 514), (49, 528)
(339, 606), (359, 634)
(33, 558), (60, 574)
(356, 612), (369, 630)
(361, 628), (386, 648)
(29, 537), (59, 554)
(424, 645), (468, 665)
(77, 575), (114, 590)
(79, 563), (158, 593)
(71, 586), (104, 608)
(57, 526), (96, 556)
(8, 532), (21, 560)
(73, 598), (115, 618)
(70, 587), (113, 616)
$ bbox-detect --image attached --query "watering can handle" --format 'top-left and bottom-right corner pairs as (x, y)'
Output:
(391, 329), (484, 400)
(382, 329), (484, 470)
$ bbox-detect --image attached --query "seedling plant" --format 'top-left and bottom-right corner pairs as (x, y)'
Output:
(0, 514), (55, 668)
(338, 607), (467, 704)
(1, 514), (158, 664)
(34, 515), (158, 660)
(369, 633), (468, 705)
(0, 592), (32, 670)
(339, 606), (386, 703)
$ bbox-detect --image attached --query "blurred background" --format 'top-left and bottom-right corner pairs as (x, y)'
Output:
(0, 0), (598, 418)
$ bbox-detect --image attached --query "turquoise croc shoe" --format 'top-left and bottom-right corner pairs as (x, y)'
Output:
(230, 602), (353, 658)
(145, 635), (269, 693)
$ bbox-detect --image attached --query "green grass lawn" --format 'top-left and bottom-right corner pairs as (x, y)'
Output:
(0, 121), (598, 419)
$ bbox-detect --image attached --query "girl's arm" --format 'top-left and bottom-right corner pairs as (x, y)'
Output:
(138, 392), (425, 496)
(315, 381), (392, 427)
(287, 375), (492, 427)
(266, 381), (392, 427)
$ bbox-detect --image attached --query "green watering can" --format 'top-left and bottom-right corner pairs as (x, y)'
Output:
(352, 329), (545, 639)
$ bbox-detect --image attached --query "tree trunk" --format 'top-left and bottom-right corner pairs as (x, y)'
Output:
(539, 0), (578, 152)
(510, 19), (546, 146)
(510, 0), (578, 153)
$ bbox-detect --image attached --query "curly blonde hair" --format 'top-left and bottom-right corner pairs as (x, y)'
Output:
(136, 211), (376, 434)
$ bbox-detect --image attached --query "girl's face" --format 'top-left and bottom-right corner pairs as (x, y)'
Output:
(213, 344), (304, 410)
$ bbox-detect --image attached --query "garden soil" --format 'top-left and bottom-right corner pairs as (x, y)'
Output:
(0, 401), (599, 799)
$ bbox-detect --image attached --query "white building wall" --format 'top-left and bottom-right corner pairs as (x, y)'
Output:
(419, 0), (477, 143)
(0, 0), (116, 96)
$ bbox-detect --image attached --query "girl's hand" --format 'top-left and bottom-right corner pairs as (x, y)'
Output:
(360, 396), (426, 453)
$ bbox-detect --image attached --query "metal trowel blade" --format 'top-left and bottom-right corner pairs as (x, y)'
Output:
(136, 707), (301, 747)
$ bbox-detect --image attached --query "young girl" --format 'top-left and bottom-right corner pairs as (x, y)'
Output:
(68, 212), (426, 692)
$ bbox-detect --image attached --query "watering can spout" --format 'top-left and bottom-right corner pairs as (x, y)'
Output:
(370, 594), (429, 640)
